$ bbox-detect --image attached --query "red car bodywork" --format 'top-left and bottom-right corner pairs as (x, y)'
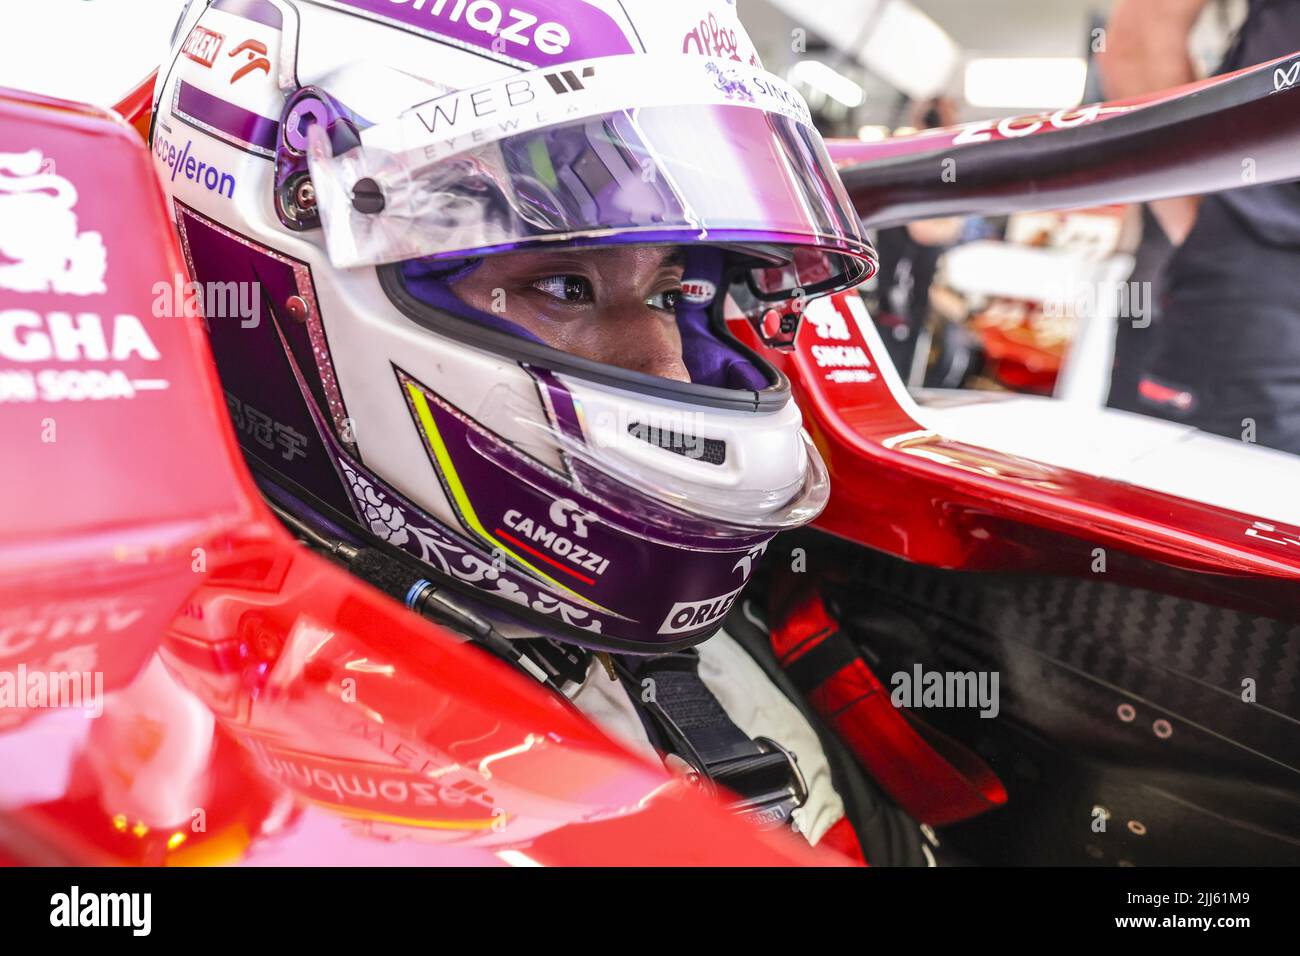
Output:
(0, 87), (829, 867)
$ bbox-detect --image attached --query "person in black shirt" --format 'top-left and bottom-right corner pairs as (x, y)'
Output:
(1101, 0), (1300, 453)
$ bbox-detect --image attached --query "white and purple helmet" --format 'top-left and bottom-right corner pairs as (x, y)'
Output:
(152, 0), (875, 652)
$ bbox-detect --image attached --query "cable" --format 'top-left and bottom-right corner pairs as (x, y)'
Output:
(267, 499), (571, 696)
(267, 498), (358, 562)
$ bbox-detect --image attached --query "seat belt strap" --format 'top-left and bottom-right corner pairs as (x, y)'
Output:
(615, 651), (809, 832)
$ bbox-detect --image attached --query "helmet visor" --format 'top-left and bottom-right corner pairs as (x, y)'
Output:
(306, 55), (874, 297)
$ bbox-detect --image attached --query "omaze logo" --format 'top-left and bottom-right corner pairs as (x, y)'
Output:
(382, 0), (570, 53)
(181, 24), (225, 68)
(1274, 59), (1300, 92)
(337, 0), (633, 65)
(0, 150), (107, 297)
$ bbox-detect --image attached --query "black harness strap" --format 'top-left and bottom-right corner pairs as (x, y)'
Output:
(614, 651), (808, 831)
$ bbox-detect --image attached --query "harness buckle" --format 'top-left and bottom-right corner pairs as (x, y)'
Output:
(708, 736), (809, 831)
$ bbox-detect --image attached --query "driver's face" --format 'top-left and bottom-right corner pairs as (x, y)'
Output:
(451, 246), (691, 383)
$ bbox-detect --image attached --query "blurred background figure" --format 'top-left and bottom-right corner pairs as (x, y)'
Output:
(1100, 0), (1300, 452)
(869, 97), (1001, 382)
(746, 2), (1149, 402)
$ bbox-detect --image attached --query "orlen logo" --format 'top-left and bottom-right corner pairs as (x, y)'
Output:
(181, 25), (225, 68)
(658, 586), (743, 635)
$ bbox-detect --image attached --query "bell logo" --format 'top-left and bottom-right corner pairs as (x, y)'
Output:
(0, 150), (107, 297)
(680, 279), (717, 305)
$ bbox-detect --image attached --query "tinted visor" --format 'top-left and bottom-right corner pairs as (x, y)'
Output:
(307, 59), (874, 298)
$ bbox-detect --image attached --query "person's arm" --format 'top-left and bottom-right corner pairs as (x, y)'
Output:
(1097, 0), (1212, 244)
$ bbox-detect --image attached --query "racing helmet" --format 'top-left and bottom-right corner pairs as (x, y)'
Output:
(151, 0), (876, 653)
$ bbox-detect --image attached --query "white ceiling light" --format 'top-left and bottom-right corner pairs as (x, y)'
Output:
(765, 0), (959, 101)
(964, 57), (1089, 110)
(859, 1), (960, 100)
(789, 60), (866, 108)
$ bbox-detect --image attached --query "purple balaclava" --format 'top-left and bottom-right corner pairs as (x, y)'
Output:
(400, 247), (770, 390)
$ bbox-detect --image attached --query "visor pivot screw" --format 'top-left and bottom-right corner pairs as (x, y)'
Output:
(285, 296), (309, 324)
(352, 177), (386, 215)
(294, 179), (317, 211)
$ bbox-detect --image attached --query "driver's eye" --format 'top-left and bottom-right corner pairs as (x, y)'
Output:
(532, 275), (594, 303)
(645, 289), (682, 313)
